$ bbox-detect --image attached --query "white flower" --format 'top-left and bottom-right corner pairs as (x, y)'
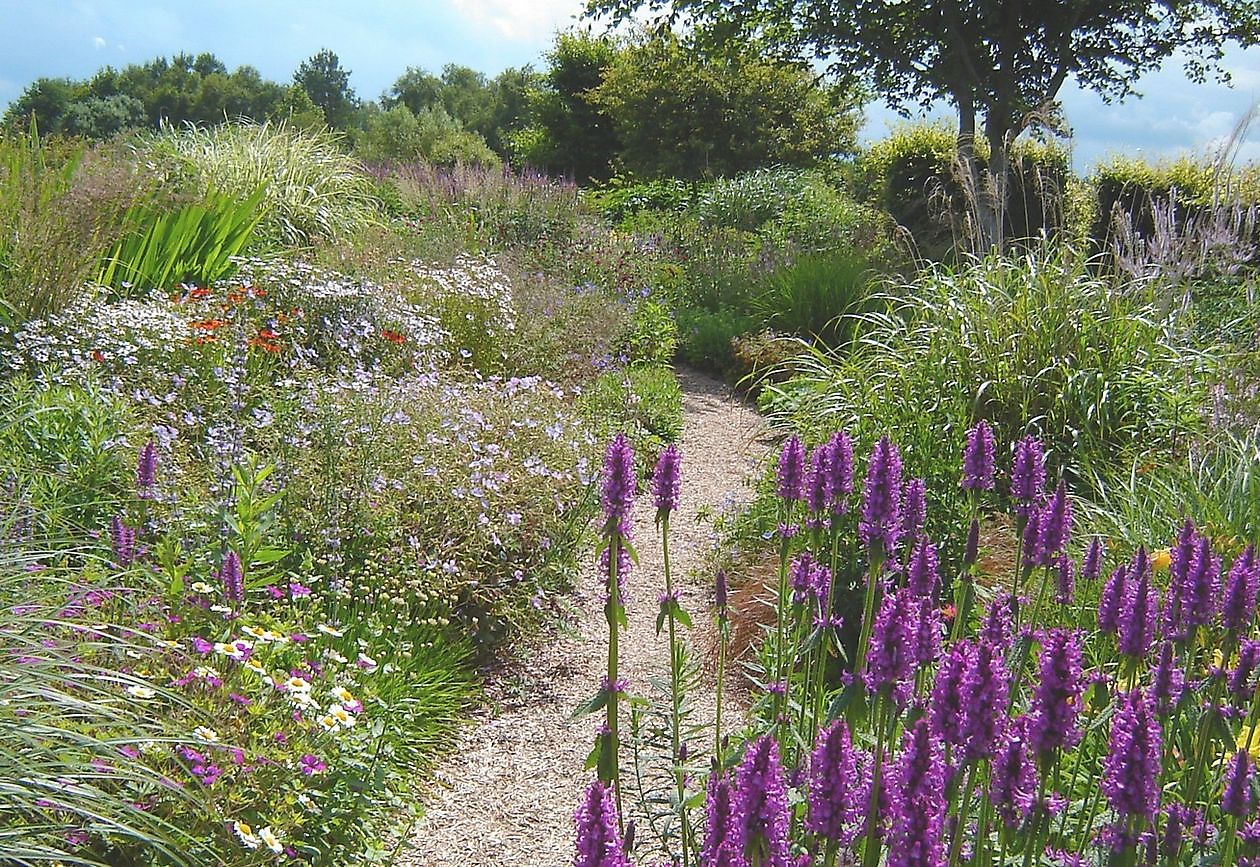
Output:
(330, 686), (354, 704)
(326, 649), (348, 664)
(210, 604), (233, 615)
(215, 640), (251, 661)
(190, 581), (214, 594)
(317, 713), (338, 733)
(126, 685), (156, 699)
(258, 826), (283, 854)
(232, 820), (260, 849)
(328, 703), (355, 729)
(192, 726), (219, 743)
(316, 624), (343, 637)
(284, 676), (311, 694)
(297, 793), (316, 811)
(290, 690), (317, 709)
(356, 652), (378, 672)
(260, 629), (288, 644)
(193, 666), (220, 680)
(242, 625), (266, 639)
(245, 658), (266, 675)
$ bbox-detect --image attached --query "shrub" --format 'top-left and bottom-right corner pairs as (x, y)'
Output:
(750, 247), (875, 345)
(578, 363), (682, 466)
(356, 105), (500, 168)
(584, 175), (695, 225)
(141, 121), (379, 246)
(674, 305), (757, 375)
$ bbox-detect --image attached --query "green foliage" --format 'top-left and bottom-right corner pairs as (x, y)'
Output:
(590, 32), (861, 179)
(579, 363), (683, 464)
(142, 121), (379, 246)
(750, 248), (874, 345)
(674, 305), (757, 375)
(584, 175), (696, 224)
(356, 105), (500, 167)
(621, 297), (678, 365)
(97, 187), (265, 293)
(292, 49), (358, 130)
(385, 64), (540, 157)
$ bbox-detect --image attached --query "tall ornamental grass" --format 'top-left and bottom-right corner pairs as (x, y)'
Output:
(141, 122), (379, 246)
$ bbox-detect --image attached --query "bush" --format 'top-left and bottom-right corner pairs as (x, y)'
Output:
(141, 121), (379, 246)
(578, 363), (682, 466)
(356, 105), (500, 168)
(675, 305), (757, 376)
(750, 248), (875, 345)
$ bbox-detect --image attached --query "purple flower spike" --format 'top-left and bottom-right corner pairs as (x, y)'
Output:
(980, 595), (1015, 649)
(961, 640), (1010, 762)
(1009, 436), (1045, 518)
(1117, 550), (1158, 660)
(865, 588), (916, 703)
(1035, 481), (1073, 566)
(574, 780), (631, 867)
(807, 721), (866, 844)
(886, 718), (946, 867)
(1021, 510), (1042, 570)
(790, 553), (817, 605)
(601, 434), (637, 535)
(964, 518), (980, 566)
(913, 597), (942, 666)
(715, 569), (728, 621)
(1081, 536), (1104, 582)
(1098, 564), (1128, 635)
(1054, 555), (1075, 606)
(900, 478), (927, 549)
(220, 550), (244, 605)
(806, 445), (831, 515)
(777, 435), (807, 503)
(731, 735), (791, 867)
(1229, 640), (1260, 701)
(906, 536), (940, 599)
(1222, 545), (1259, 634)
(1149, 641), (1185, 717)
(961, 420), (996, 492)
(136, 439), (158, 499)
(1102, 690), (1162, 823)
(929, 641), (972, 747)
(651, 444), (682, 516)
(701, 772), (737, 867)
(990, 719), (1038, 830)
(1027, 629), (1085, 760)
(859, 436), (903, 558)
(1223, 750), (1256, 818)
(110, 515), (137, 568)
(826, 431), (855, 515)
(1181, 535), (1221, 635)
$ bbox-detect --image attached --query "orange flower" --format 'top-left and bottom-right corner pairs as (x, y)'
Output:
(257, 328), (279, 340)
(188, 287), (211, 300)
(941, 604), (957, 622)
(227, 291), (245, 304)
(249, 286), (267, 298)
(190, 318), (227, 331)
(381, 329), (406, 345)
(193, 334), (218, 345)
(91, 350), (105, 363)
(248, 336), (281, 353)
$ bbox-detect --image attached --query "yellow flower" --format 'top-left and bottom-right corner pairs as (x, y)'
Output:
(1237, 725), (1260, 761)
(1151, 549), (1172, 572)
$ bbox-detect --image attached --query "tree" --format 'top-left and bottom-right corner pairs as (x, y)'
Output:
(588, 0), (1260, 248)
(591, 31), (860, 178)
(294, 49), (358, 129)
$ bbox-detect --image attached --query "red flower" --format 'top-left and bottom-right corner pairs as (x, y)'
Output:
(91, 350), (105, 363)
(381, 329), (406, 345)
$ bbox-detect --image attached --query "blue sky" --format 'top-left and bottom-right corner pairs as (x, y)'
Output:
(2, 0), (1257, 171)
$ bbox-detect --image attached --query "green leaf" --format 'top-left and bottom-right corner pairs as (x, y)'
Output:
(570, 688), (609, 720)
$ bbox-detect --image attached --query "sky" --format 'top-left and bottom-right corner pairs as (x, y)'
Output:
(1, 0), (1257, 171)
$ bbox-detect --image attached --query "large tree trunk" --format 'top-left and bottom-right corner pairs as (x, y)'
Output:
(955, 97), (999, 252)
(985, 116), (1010, 252)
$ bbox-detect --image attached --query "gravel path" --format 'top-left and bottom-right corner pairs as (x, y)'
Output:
(399, 367), (768, 866)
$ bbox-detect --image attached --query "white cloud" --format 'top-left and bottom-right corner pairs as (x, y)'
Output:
(92, 35), (106, 49)
(449, 0), (583, 42)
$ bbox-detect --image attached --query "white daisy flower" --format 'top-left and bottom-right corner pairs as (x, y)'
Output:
(232, 821), (260, 849)
(317, 624), (343, 637)
(192, 726), (219, 743)
(126, 685), (156, 699)
(258, 826), (283, 854)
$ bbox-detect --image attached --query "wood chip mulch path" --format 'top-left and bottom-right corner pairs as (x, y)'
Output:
(399, 367), (769, 866)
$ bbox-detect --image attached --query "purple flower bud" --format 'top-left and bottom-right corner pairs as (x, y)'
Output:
(1222, 545), (1259, 634)
(651, 444), (681, 515)
(859, 436), (903, 558)
(906, 536), (940, 599)
(1102, 690), (1162, 822)
(806, 445), (831, 514)
(1021, 509), (1042, 570)
(990, 718), (1038, 829)
(715, 569), (728, 620)
(1081, 536), (1104, 582)
(886, 718), (946, 867)
(929, 641), (972, 747)
(110, 515), (137, 568)
(1035, 482), (1073, 566)
(963, 518), (980, 567)
(701, 772), (737, 866)
(1230, 640), (1260, 701)
(960, 640), (1010, 762)
(1010, 436), (1045, 518)
(220, 550), (244, 605)
(136, 439), (158, 499)
(1149, 641), (1185, 717)
(1223, 750), (1256, 818)
(790, 553), (817, 605)
(777, 435), (806, 503)
(900, 478), (927, 550)
(826, 431), (855, 515)
(600, 434), (637, 535)
(1181, 535), (1221, 635)
(913, 597), (942, 666)
(1098, 563), (1128, 635)
(866, 588), (916, 703)
(1054, 554), (1075, 606)
(1117, 549), (1158, 660)
(980, 595), (1015, 649)
(573, 780), (631, 867)
(1027, 629), (1085, 760)
(731, 735), (791, 867)
(961, 420), (996, 492)
(807, 721), (867, 843)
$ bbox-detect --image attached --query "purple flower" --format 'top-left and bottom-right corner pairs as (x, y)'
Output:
(298, 753), (327, 776)
(859, 436), (903, 558)
(1149, 641), (1185, 716)
(961, 420), (996, 492)
(826, 431), (855, 514)
(1117, 549), (1158, 660)
(574, 780), (631, 867)
(136, 439), (158, 499)
(990, 719), (1037, 829)
(110, 515), (137, 567)
(912, 597), (942, 666)
(963, 518), (980, 566)
(865, 588), (916, 703)
(806, 445), (831, 514)
(1054, 555), (1075, 606)
(652, 444), (682, 516)
(1021, 509), (1042, 570)
(929, 641), (972, 747)
(1009, 436), (1045, 518)
(715, 569), (728, 621)
(1223, 750), (1256, 818)
(1230, 640), (1260, 701)
(731, 735), (791, 867)
(219, 550), (243, 605)
(1102, 689), (1162, 822)
(1027, 629), (1085, 760)
(886, 718), (946, 867)
(1081, 536), (1104, 582)
(776, 435), (806, 503)
(1222, 545), (1259, 634)
(701, 772), (738, 867)
(960, 640), (1010, 762)
(601, 434), (637, 535)
(906, 536), (940, 599)
(1180, 535), (1221, 636)
(1098, 563), (1128, 635)
(900, 478), (927, 549)
(1034, 482), (1073, 566)
(807, 721), (866, 843)
(790, 553), (817, 605)
(980, 595), (1015, 649)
